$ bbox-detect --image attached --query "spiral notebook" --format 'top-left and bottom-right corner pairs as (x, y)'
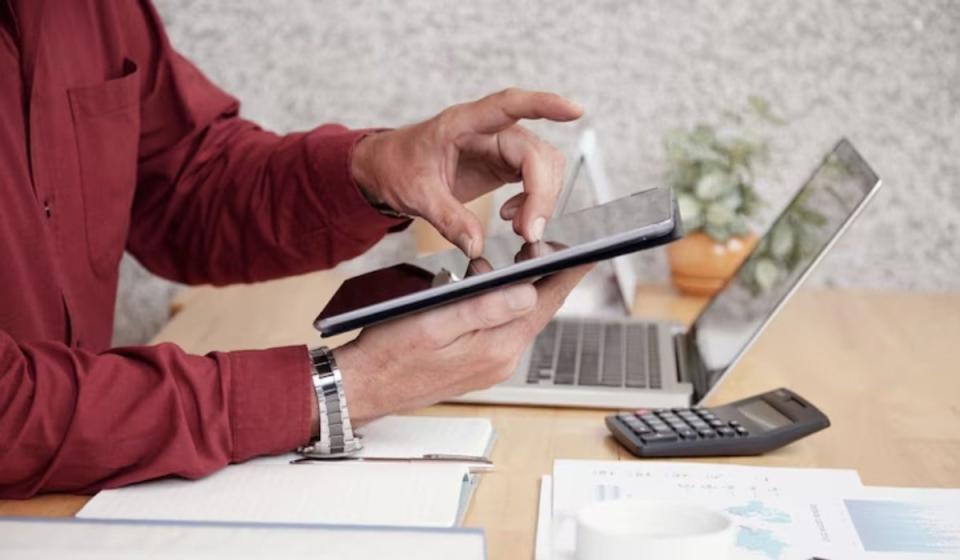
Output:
(79, 416), (495, 528)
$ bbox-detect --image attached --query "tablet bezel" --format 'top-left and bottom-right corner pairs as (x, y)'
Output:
(315, 189), (680, 337)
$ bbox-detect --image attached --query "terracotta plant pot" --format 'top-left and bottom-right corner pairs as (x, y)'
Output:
(667, 232), (759, 297)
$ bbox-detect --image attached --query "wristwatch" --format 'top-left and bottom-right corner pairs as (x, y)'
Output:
(298, 346), (362, 457)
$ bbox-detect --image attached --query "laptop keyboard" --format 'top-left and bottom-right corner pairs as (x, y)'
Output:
(526, 319), (664, 389)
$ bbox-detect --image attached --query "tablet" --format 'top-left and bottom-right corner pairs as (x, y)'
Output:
(315, 188), (681, 336)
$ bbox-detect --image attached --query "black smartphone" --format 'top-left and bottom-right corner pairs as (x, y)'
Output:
(315, 188), (681, 336)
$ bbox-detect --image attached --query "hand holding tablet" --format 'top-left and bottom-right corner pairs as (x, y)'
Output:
(315, 188), (682, 336)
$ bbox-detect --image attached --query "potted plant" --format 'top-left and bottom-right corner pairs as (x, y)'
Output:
(664, 97), (783, 296)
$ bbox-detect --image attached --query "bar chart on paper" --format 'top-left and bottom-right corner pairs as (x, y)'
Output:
(845, 498), (960, 555)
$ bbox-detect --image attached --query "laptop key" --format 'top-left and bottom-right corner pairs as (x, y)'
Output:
(647, 326), (662, 389)
(577, 322), (603, 386)
(554, 321), (580, 385)
(526, 321), (560, 384)
(600, 323), (624, 387)
(625, 324), (649, 388)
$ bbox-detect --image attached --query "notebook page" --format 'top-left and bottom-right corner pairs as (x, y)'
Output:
(79, 462), (470, 528)
(0, 518), (486, 560)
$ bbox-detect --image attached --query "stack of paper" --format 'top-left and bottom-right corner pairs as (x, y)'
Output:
(0, 518), (486, 560)
(537, 460), (960, 559)
(79, 415), (495, 529)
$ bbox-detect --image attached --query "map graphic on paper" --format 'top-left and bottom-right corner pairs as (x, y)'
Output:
(725, 501), (792, 559)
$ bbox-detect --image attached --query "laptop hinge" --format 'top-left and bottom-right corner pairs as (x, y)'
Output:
(672, 331), (691, 383)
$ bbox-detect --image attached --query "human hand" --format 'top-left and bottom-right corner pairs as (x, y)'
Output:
(334, 264), (592, 424)
(350, 89), (583, 257)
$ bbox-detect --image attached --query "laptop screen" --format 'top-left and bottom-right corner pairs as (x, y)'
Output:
(683, 139), (881, 402)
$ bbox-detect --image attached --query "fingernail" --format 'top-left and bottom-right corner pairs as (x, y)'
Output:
(530, 217), (546, 242)
(503, 284), (537, 311)
(458, 234), (475, 257)
(501, 205), (520, 220)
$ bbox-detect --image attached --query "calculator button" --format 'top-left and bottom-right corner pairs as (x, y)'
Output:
(689, 421), (709, 430)
(717, 427), (737, 437)
(728, 420), (740, 427)
(617, 413), (636, 422)
(735, 426), (749, 436)
(632, 425), (652, 435)
(698, 429), (717, 439)
(678, 429), (697, 439)
(640, 414), (659, 423)
(708, 419), (724, 428)
(658, 412), (680, 423)
(641, 432), (679, 444)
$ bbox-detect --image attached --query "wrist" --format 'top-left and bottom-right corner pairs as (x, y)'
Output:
(333, 342), (384, 426)
(349, 132), (381, 204)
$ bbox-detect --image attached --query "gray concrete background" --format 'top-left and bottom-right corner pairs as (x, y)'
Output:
(113, 0), (960, 345)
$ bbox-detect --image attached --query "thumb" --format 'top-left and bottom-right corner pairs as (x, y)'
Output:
(423, 191), (485, 258)
(417, 283), (538, 346)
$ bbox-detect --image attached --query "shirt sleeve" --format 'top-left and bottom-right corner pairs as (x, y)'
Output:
(0, 330), (313, 498)
(125, 1), (407, 285)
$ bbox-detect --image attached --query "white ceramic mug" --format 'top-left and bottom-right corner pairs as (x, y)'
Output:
(575, 499), (736, 560)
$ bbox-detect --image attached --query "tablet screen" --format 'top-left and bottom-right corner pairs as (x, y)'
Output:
(317, 188), (674, 329)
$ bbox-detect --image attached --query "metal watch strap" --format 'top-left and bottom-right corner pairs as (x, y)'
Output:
(298, 346), (361, 457)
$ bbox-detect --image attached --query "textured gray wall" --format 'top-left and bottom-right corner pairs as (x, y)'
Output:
(114, 0), (960, 345)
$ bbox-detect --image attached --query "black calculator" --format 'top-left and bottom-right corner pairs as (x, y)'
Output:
(606, 388), (830, 458)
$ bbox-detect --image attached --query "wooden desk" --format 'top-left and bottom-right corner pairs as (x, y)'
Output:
(3, 271), (959, 560)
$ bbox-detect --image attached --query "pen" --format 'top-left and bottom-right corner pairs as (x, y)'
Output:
(290, 453), (493, 465)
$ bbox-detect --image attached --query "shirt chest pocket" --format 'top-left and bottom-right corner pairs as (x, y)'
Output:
(68, 59), (141, 279)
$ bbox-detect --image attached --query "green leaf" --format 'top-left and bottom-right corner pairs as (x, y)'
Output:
(769, 224), (795, 259)
(706, 202), (736, 227)
(716, 190), (743, 211)
(703, 223), (731, 243)
(677, 194), (703, 230)
(695, 171), (736, 200)
(753, 258), (783, 292)
(729, 216), (751, 236)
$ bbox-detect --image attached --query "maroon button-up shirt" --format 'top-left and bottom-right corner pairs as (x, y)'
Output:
(0, 0), (403, 498)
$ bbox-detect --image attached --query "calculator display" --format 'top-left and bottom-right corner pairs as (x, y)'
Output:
(736, 400), (792, 431)
(680, 140), (880, 401)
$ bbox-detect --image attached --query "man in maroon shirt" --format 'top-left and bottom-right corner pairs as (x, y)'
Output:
(0, 1), (588, 497)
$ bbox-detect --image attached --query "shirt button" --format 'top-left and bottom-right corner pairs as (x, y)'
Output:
(43, 200), (52, 218)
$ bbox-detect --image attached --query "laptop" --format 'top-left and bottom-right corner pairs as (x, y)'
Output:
(451, 138), (882, 408)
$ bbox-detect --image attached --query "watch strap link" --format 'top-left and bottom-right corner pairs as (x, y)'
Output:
(298, 346), (361, 457)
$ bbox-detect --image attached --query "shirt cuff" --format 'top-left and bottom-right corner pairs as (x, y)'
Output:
(303, 125), (411, 235)
(224, 345), (313, 462)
